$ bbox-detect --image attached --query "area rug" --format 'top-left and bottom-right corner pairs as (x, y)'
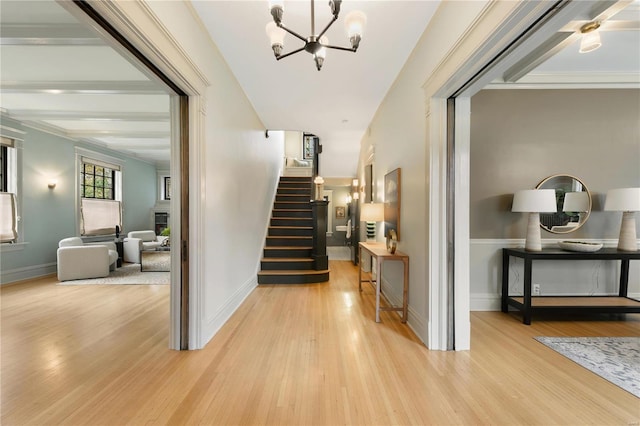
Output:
(535, 337), (640, 398)
(57, 264), (169, 285)
(141, 251), (170, 272)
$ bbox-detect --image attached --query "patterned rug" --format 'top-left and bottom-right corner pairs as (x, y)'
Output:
(536, 337), (640, 398)
(57, 263), (169, 285)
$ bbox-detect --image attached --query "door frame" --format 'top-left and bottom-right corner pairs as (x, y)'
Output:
(67, 0), (210, 349)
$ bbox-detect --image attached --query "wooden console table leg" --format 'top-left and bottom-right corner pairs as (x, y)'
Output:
(375, 258), (382, 323)
(619, 259), (630, 297)
(358, 246), (363, 292)
(402, 258), (409, 323)
(523, 258), (532, 325)
(501, 250), (509, 313)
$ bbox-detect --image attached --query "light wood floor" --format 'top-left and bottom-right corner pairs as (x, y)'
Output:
(1, 261), (639, 425)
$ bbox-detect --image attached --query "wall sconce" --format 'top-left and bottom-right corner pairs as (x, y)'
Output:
(352, 179), (359, 187)
(579, 21), (601, 53)
(48, 179), (57, 189)
(346, 195), (352, 204)
(353, 192), (359, 200)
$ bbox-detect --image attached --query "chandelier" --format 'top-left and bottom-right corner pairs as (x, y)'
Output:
(265, 0), (366, 71)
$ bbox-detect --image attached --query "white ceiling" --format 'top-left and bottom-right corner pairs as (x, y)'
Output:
(1, 0), (638, 174)
(0, 0), (171, 167)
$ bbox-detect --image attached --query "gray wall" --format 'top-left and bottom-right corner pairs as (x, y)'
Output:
(1, 122), (158, 280)
(470, 89), (640, 240)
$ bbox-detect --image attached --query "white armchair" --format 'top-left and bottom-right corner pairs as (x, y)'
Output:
(123, 230), (167, 263)
(57, 237), (119, 281)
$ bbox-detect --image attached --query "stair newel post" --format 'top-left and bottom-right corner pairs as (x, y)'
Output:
(310, 200), (329, 270)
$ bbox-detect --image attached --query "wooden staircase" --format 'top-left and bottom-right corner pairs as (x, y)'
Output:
(258, 176), (330, 284)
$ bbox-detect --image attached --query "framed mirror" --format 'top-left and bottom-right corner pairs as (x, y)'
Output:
(536, 174), (591, 234)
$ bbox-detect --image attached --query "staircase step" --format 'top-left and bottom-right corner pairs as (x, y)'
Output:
(263, 246), (312, 258)
(270, 217), (313, 227)
(278, 181), (311, 189)
(266, 236), (313, 247)
(280, 176), (312, 182)
(268, 226), (313, 236)
(277, 187), (312, 195)
(258, 269), (330, 285)
(260, 258), (314, 270)
(275, 194), (311, 202)
(274, 201), (311, 210)
(272, 209), (312, 218)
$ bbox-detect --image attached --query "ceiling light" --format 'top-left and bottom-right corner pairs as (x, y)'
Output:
(266, 0), (366, 71)
(579, 21), (602, 53)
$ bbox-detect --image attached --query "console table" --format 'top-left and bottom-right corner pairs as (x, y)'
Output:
(358, 242), (409, 323)
(502, 247), (640, 324)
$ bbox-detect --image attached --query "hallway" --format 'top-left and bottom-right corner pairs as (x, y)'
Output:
(1, 261), (638, 425)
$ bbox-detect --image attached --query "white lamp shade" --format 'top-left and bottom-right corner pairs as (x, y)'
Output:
(512, 189), (557, 213)
(604, 188), (640, 212)
(562, 192), (590, 212)
(360, 202), (384, 222)
(579, 30), (601, 53)
(265, 22), (285, 46)
(344, 10), (366, 38)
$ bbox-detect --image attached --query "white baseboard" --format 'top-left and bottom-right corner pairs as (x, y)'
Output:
(200, 275), (257, 349)
(0, 262), (57, 285)
(380, 277), (428, 345)
(471, 293), (501, 311)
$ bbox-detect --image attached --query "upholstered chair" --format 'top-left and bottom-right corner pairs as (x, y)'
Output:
(123, 230), (167, 263)
(57, 237), (119, 281)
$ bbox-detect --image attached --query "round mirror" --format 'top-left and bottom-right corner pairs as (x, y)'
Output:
(536, 174), (592, 234)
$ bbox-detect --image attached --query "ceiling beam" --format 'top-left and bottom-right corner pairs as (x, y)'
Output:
(8, 110), (169, 122)
(67, 130), (170, 138)
(0, 24), (104, 46)
(0, 81), (167, 95)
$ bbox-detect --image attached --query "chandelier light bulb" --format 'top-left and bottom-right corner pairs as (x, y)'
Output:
(345, 10), (366, 49)
(269, 0), (284, 24)
(266, 22), (285, 57)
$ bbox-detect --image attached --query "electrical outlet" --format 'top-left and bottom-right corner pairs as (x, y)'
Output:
(532, 284), (541, 296)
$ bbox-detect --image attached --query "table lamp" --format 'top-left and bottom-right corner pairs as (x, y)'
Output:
(512, 189), (557, 251)
(604, 187), (640, 251)
(562, 191), (590, 223)
(360, 202), (384, 240)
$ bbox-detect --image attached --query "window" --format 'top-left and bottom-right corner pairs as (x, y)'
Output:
(0, 145), (8, 193)
(0, 136), (19, 245)
(76, 149), (123, 237)
(81, 161), (115, 199)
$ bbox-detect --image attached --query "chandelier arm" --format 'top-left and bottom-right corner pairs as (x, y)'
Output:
(324, 44), (357, 52)
(317, 15), (338, 39)
(276, 46), (306, 61)
(278, 23), (307, 43)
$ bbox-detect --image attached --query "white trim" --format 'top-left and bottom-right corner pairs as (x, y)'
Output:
(84, 0), (210, 351)
(422, 0), (592, 351)
(202, 275), (258, 347)
(453, 98), (471, 351)
(0, 262), (56, 285)
(380, 277), (428, 345)
(427, 98), (448, 351)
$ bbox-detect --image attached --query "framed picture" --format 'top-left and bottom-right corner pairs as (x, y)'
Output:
(164, 176), (171, 201)
(384, 168), (401, 241)
(303, 134), (315, 160)
(335, 206), (345, 218)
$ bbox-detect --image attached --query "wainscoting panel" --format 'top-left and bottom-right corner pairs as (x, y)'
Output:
(470, 239), (640, 311)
